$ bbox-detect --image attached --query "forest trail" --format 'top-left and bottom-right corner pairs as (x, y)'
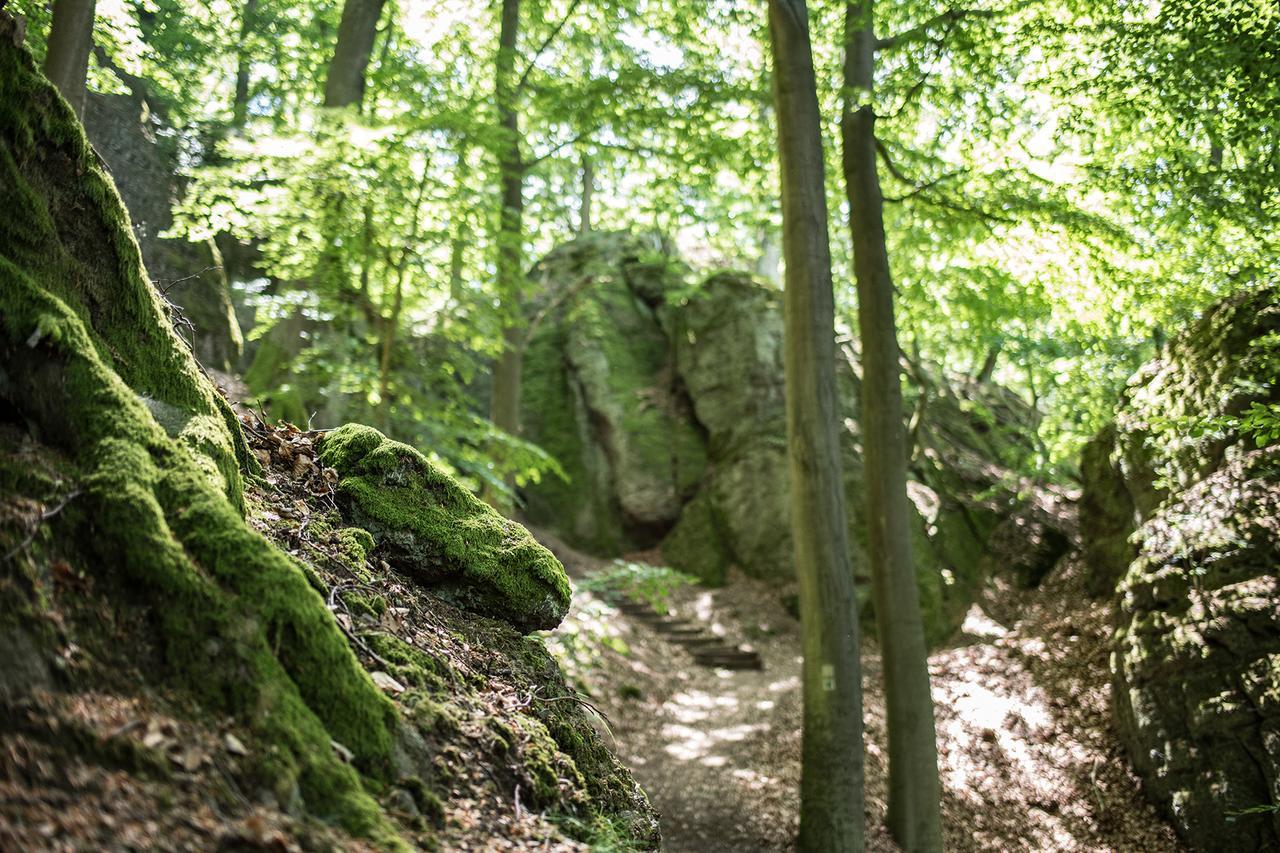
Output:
(535, 531), (1182, 852)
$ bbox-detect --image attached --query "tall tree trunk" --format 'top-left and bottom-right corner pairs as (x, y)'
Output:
(767, 2), (865, 851)
(975, 341), (1001, 383)
(579, 151), (594, 235)
(449, 222), (467, 305)
(43, 0), (95, 119)
(378, 168), (430, 427)
(841, 2), (943, 850)
(489, 0), (526, 482)
(313, 0), (386, 323)
(232, 0), (259, 127)
(756, 225), (782, 284)
(323, 0), (387, 110)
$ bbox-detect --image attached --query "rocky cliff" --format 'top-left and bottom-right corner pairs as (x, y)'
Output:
(520, 232), (1045, 644)
(1081, 286), (1280, 849)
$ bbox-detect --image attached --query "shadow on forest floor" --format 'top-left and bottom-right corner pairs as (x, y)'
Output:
(535, 529), (1181, 852)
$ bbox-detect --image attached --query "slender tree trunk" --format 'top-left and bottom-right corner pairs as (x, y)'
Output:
(323, 0), (387, 110)
(232, 0), (259, 127)
(43, 0), (96, 118)
(449, 223), (467, 305)
(841, 2), (943, 850)
(489, 0), (526, 469)
(767, 2), (865, 850)
(975, 341), (1001, 382)
(377, 168), (429, 427)
(579, 152), (594, 234)
(756, 225), (782, 284)
(313, 0), (386, 322)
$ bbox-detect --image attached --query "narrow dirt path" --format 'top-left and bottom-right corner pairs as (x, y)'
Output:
(536, 530), (1181, 852)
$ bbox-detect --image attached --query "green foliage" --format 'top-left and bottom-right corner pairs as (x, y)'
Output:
(16, 0), (1278, 488)
(577, 560), (697, 616)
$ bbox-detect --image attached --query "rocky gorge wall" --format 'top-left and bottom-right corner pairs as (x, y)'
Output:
(1081, 286), (1280, 849)
(519, 232), (1051, 644)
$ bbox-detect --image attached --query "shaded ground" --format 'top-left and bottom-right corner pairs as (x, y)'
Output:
(538, 530), (1181, 852)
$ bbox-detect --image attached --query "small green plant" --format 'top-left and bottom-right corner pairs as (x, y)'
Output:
(578, 560), (698, 615)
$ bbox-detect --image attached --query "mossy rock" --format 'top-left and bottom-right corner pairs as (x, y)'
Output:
(0, 16), (402, 844)
(317, 424), (571, 633)
(523, 237), (1040, 643)
(660, 487), (731, 585)
(82, 92), (242, 373)
(520, 232), (706, 555)
(1080, 285), (1280, 849)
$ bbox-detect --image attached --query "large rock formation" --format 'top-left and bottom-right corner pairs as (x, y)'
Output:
(520, 234), (706, 554)
(521, 233), (1040, 643)
(83, 92), (243, 372)
(1081, 286), (1280, 849)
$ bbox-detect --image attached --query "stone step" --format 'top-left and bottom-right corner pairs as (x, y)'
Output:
(673, 635), (731, 649)
(690, 649), (763, 670)
(614, 595), (764, 671)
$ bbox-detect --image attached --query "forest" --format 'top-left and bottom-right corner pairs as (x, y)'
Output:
(0, 0), (1277, 850)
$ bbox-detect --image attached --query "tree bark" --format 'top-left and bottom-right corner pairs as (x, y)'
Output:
(976, 341), (1001, 383)
(489, 0), (527, 473)
(767, 2), (866, 851)
(323, 0), (387, 110)
(841, 1), (943, 850)
(232, 0), (259, 127)
(579, 151), (594, 234)
(43, 0), (95, 119)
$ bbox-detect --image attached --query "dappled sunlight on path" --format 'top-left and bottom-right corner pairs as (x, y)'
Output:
(537, 528), (1180, 852)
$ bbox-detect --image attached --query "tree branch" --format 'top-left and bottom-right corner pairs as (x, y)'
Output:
(525, 126), (593, 167)
(875, 139), (914, 185)
(882, 168), (966, 202)
(875, 7), (998, 51)
(514, 0), (583, 93)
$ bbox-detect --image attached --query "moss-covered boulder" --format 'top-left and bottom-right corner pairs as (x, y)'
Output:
(521, 235), (1041, 643)
(521, 232), (706, 554)
(1081, 286), (1280, 849)
(318, 424), (571, 633)
(0, 17), (400, 841)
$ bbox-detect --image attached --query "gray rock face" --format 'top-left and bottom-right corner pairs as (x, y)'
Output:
(521, 233), (1039, 643)
(521, 233), (706, 555)
(84, 93), (242, 372)
(1081, 286), (1280, 849)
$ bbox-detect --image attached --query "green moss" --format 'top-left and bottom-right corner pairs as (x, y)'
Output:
(243, 329), (310, 427)
(0, 35), (252, 508)
(520, 319), (627, 555)
(343, 590), (388, 620)
(365, 632), (456, 694)
(661, 488), (731, 585)
(0, 27), (403, 846)
(337, 526), (376, 566)
(318, 424), (572, 633)
(398, 775), (446, 826)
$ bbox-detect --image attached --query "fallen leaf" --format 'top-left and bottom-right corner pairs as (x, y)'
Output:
(223, 733), (248, 756)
